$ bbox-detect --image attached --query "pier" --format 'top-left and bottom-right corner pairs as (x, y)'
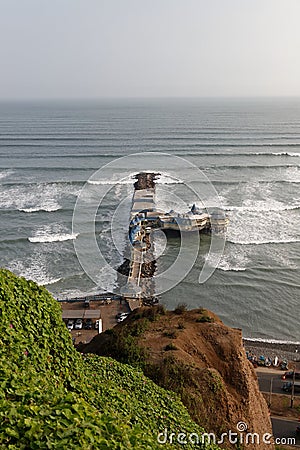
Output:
(61, 172), (228, 310)
(120, 173), (158, 310)
(120, 172), (229, 309)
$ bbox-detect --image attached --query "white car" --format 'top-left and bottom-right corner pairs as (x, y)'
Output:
(74, 319), (83, 330)
(117, 314), (129, 323)
(67, 320), (74, 331)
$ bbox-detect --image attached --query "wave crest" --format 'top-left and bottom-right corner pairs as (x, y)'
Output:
(28, 233), (78, 243)
(19, 205), (61, 213)
(228, 237), (300, 245)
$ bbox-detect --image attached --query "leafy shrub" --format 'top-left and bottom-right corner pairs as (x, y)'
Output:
(133, 305), (166, 322)
(105, 328), (114, 335)
(204, 369), (224, 393)
(196, 315), (214, 323)
(163, 330), (178, 339)
(164, 343), (178, 351)
(177, 321), (185, 329)
(174, 303), (187, 315)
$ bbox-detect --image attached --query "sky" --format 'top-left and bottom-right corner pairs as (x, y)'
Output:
(0, 0), (300, 99)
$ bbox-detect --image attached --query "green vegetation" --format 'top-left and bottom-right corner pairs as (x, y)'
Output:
(177, 320), (185, 329)
(204, 369), (224, 394)
(174, 303), (187, 315)
(132, 304), (166, 322)
(164, 343), (178, 351)
(0, 269), (221, 449)
(196, 315), (215, 323)
(163, 330), (177, 339)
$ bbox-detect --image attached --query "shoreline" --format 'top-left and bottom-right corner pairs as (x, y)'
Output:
(243, 338), (300, 365)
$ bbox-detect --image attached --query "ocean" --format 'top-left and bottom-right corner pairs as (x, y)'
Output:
(0, 98), (299, 343)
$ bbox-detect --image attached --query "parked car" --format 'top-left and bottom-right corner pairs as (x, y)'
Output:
(85, 318), (92, 330)
(74, 318), (83, 330)
(95, 320), (100, 330)
(116, 312), (129, 320)
(84, 299), (90, 308)
(281, 371), (300, 380)
(67, 320), (74, 331)
(282, 382), (300, 393)
(117, 313), (129, 323)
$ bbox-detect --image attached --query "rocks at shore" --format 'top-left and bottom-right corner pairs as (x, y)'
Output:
(244, 339), (300, 367)
(134, 172), (159, 190)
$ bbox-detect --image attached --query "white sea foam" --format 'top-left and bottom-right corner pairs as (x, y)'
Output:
(244, 337), (300, 346)
(285, 166), (300, 183)
(19, 205), (61, 213)
(222, 177), (300, 248)
(87, 172), (183, 186)
(228, 237), (300, 245)
(0, 169), (14, 181)
(88, 178), (134, 186)
(206, 246), (249, 272)
(8, 254), (62, 287)
(43, 277), (62, 285)
(28, 233), (78, 243)
(0, 182), (78, 212)
(218, 264), (246, 272)
(251, 151), (300, 157)
(225, 203), (300, 213)
(271, 152), (300, 157)
(156, 173), (183, 184)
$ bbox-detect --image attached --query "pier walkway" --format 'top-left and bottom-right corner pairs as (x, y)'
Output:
(120, 173), (158, 309)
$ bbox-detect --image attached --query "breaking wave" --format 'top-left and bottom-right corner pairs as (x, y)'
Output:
(225, 204), (300, 213)
(228, 237), (300, 245)
(88, 172), (183, 186)
(19, 205), (61, 213)
(243, 337), (300, 346)
(28, 233), (78, 243)
(218, 265), (246, 272)
(43, 277), (62, 285)
(0, 169), (14, 180)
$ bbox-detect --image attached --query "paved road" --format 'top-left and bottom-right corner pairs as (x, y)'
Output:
(271, 417), (300, 447)
(257, 371), (300, 396)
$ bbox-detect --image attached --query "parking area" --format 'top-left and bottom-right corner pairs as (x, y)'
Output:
(60, 299), (130, 345)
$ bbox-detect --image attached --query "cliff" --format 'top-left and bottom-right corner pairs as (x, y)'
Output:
(82, 305), (274, 450)
(0, 269), (221, 449)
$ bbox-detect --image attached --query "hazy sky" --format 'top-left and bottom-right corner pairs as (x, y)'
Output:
(1, 0), (300, 99)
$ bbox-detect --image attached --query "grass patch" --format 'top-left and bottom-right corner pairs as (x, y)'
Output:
(163, 330), (178, 339)
(164, 343), (178, 351)
(196, 315), (215, 323)
(177, 321), (185, 330)
(174, 303), (187, 315)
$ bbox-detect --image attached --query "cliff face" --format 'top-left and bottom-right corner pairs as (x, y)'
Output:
(83, 306), (274, 450)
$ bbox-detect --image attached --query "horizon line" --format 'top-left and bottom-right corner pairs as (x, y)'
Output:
(1, 95), (300, 102)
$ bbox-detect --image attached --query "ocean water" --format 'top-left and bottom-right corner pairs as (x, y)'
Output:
(0, 98), (299, 342)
